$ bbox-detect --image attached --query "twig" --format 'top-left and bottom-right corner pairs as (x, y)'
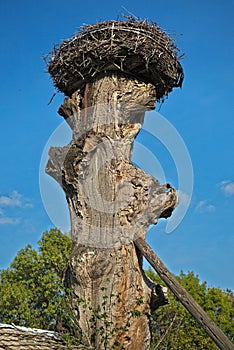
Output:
(47, 91), (56, 105)
(153, 313), (177, 349)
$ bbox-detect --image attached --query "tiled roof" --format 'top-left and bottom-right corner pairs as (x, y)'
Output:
(0, 324), (82, 350)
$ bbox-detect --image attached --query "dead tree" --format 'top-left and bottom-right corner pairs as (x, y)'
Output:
(45, 19), (183, 349)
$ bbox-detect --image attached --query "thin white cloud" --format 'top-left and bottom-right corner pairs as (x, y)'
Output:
(195, 200), (216, 213)
(0, 191), (33, 208)
(0, 217), (20, 225)
(219, 180), (234, 197)
(0, 191), (32, 225)
(0, 208), (20, 225)
(0, 191), (22, 207)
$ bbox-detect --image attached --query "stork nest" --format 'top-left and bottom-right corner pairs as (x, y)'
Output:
(47, 18), (184, 100)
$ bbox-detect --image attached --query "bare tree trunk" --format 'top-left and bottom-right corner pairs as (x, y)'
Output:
(46, 74), (177, 349)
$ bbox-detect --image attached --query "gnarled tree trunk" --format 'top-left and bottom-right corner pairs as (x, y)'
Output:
(46, 74), (177, 349)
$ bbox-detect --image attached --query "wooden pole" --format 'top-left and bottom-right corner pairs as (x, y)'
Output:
(134, 237), (234, 350)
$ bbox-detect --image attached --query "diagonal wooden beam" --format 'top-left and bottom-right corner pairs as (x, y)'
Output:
(134, 237), (234, 350)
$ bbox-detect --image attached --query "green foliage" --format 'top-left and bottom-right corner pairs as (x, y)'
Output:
(0, 230), (142, 348)
(60, 288), (143, 349)
(147, 268), (234, 349)
(0, 228), (72, 330)
(63, 284), (143, 349)
(0, 230), (233, 349)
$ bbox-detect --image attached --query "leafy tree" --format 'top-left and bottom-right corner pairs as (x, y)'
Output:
(0, 230), (233, 349)
(0, 228), (72, 330)
(147, 269), (234, 349)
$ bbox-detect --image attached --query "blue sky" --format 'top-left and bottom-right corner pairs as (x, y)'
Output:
(0, 0), (233, 290)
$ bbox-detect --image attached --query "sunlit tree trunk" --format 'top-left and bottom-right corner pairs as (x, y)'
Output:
(46, 74), (177, 349)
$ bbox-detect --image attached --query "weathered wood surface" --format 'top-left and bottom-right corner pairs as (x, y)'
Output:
(46, 74), (178, 349)
(134, 237), (234, 350)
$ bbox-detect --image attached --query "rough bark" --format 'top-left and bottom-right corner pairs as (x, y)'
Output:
(46, 74), (177, 349)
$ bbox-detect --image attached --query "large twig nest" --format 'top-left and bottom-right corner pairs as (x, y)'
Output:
(47, 19), (184, 100)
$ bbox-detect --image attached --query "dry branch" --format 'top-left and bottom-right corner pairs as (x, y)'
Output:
(134, 237), (234, 350)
